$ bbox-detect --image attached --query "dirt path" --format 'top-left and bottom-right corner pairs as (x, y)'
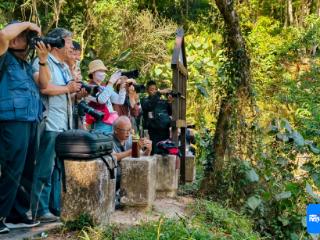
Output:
(110, 196), (194, 227)
(5, 196), (194, 240)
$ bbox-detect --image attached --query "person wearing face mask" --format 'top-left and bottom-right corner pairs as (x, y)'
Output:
(85, 59), (126, 133)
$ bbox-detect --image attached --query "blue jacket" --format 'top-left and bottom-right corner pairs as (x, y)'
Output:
(0, 51), (43, 122)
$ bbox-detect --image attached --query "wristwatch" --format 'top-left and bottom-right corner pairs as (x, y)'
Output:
(39, 61), (47, 66)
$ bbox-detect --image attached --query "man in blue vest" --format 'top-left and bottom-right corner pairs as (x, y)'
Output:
(0, 21), (51, 233)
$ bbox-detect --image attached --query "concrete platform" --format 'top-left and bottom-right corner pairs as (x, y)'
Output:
(0, 221), (62, 240)
(62, 156), (116, 225)
(120, 156), (157, 208)
(155, 155), (179, 198)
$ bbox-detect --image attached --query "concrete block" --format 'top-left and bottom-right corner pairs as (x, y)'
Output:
(155, 155), (179, 198)
(120, 156), (156, 208)
(185, 154), (196, 183)
(61, 156), (116, 225)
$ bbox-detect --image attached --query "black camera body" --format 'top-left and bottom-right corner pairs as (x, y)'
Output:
(166, 91), (181, 98)
(128, 83), (145, 93)
(121, 69), (139, 79)
(80, 83), (100, 97)
(77, 100), (104, 121)
(27, 31), (65, 49)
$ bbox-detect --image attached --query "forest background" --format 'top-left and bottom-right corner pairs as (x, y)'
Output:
(1, 0), (320, 239)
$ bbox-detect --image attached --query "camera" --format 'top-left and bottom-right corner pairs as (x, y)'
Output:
(128, 83), (145, 93)
(166, 91), (182, 98)
(121, 70), (139, 79)
(80, 82), (100, 97)
(77, 100), (104, 121)
(27, 31), (65, 49)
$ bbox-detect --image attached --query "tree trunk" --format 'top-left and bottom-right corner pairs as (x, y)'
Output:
(200, 0), (251, 195)
(287, 0), (294, 26)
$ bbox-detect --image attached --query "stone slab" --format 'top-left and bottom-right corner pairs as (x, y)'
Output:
(61, 156), (116, 225)
(155, 155), (179, 198)
(1, 222), (62, 240)
(120, 156), (156, 208)
(185, 154), (196, 183)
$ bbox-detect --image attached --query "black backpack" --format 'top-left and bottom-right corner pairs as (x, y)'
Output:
(149, 100), (171, 129)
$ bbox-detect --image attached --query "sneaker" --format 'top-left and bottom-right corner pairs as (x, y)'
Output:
(5, 216), (40, 229)
(0, 218), (9, 234)
(36, 212), (59, 223)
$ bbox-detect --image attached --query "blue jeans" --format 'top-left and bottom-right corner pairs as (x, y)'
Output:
(94, 121), (113, 133)
(30, 130), (59, 218)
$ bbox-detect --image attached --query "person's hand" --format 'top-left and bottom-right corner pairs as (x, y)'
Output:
(67, 81), (82, 93)
(27, 22), (41, 35)
(144, 139), (152, 155)
(76, 88), (88, 99)
(118, 76), (128, 89)
(139, 138), (152, 155)
(128, 84), (135, 93)
(167, 94), (174, 103)
(126, 78), (136, 85)
(108, 70), (122, 85)
(35, 41), (50, 63)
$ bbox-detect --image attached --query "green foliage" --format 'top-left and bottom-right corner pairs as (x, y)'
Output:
(245, 119), (320, 238)
(64, 213), (94, 231)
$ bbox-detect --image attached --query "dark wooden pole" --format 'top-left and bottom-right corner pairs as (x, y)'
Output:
(171, 28), (188, 184)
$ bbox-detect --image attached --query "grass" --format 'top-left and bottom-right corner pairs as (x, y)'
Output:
(74, 200), (261, 240)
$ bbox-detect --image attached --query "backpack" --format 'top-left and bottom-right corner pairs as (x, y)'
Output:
(156, 139), (179, 155)
(149, 100), (171, 129)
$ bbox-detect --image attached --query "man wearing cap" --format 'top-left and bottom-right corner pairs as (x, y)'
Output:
(0, 21), (51, 233)
(30, 28), (82, 223)
(85, 59), (128, 133)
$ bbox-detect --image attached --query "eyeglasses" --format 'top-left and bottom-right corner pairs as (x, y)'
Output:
(116, 128), (131, 134)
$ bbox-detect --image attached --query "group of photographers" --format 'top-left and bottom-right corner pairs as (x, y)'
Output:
(0, 20), (174, 234)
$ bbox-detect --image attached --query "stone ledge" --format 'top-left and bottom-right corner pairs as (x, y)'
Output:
(1, 221), (62, 240)
(62, 157), (116, 225)
(120, 156), (157, 208)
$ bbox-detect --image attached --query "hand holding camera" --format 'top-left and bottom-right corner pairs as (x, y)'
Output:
(35, 41), (51, 64)
(67, 81), (82, 93)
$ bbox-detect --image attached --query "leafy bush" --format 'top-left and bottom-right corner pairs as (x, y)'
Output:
(64, 213), (95, 231)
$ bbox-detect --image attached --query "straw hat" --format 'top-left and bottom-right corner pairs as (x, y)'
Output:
(88, 59), (107, 74)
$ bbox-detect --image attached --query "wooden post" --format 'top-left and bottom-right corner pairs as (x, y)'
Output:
(171, 28), (188, 184)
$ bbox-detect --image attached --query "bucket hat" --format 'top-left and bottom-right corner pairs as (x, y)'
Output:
(88, 59), (107, 74)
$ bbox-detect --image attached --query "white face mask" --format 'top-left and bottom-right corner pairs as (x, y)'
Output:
(94, 71), (106, 82)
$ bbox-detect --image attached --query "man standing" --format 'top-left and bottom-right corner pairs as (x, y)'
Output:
(141, 80), (173, 154)
(30, 28), (82, 223)
(0, 21), (51, 233)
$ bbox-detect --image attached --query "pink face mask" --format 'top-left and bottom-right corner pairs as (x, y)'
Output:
(94, 71), (106, 82)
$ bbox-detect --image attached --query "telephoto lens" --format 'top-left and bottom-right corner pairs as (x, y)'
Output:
(26, 30), (65, 49)
(78, 100), (105, 121)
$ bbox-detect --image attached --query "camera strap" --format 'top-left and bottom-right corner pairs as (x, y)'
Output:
(8, 47), (28, 52)
(100, 155), (117, 179)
